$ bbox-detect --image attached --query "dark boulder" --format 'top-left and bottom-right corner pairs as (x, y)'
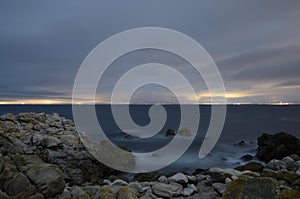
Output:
(165, 129), (176, 136)
(235, 162), (264, 172)
(256, 132), (300, 162)
(240, 154), (254, 161)
(133, 172), (159, 182)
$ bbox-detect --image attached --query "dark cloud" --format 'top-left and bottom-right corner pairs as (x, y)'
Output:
(0, 0), (299, 103)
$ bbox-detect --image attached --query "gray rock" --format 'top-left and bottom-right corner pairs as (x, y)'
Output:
(168, 173), (188, 184)
(32, 133), (44, 145)
(4, 113), (15, 121)
(279, 185), (292, 190)
(94, 186), (138, 199)
(112, 179), (128, 186)
(281, 156), (295, 164)
(27, 193), (45, 199)
(187, 175), (197, 183)
(295, 160), (300, 167)
(157, 175), (168, 183)
(195, 174), (205, 181)
(187, 184), (198, 192)
(194, 181), (220, 198)
(212, 182), (227, 195)
(54, 190), (72, 199)
(21, 156), (65, 198)
(152, 182), (183, 198)
(4, 172), (32, 196)
(81, 185), (101, 196)
(0, 190), (9, 199)
(225, 178), (232, 184)
(182, 188), (194, 196)
(70, 186), (89, 199)
(266, 159), (287, 170)
(41, 136), (62, 148)
(140, 186), (152, 193)
(141, 192), (159, 199)
(209, 167), (250, 177)
(117, 186), (138, 199)
(103, 179), (112, 185)
(296, 168), (300, 176)
(128, 182), (142, 193)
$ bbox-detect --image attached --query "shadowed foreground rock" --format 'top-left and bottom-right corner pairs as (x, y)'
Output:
(223, 177), (280, 199)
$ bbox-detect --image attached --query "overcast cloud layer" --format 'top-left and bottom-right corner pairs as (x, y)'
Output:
(0, 0), (299, 104)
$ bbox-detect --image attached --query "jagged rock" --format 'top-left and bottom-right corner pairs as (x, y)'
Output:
(54, 190), (72, 199)
(70, 186), (89, 199)
(152, 182), (183, 198)
(14, 155), (66, 197)
(157, 175), (168, 183)
(266, 159), (287, 170)
(296, 168), (300, 176)
(117, 186), (138, 199)
(187, 184), (198, 192)
(223, 177), (280, 199)
(165, 129), (175, 136)
(81, 185), (101, 196)
(3, 113), (15, 121)
(181, 188), (194, 196)
(4, 172), (32, 196)
(209, 167), (252, 178)
(128, 182), (142, 193)
(212, 182), (227, 195)
(41, 136), (62, 148)
(290, 154), (300, 161)
(94, 185), (138, 199)
(187, 175), (197, 183)
(281, 156), (295, 164)
(235, 162), (264, 172)
(194, 181), (220, 198)
(168, 173), (188, 184)
(257, 132), (300, 162)
(0, 190), (9, 199)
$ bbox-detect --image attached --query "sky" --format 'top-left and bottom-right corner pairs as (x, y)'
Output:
(0, 0), (300, 104)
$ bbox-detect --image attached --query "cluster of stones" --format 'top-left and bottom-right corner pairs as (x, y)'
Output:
(0, 113), (299, 199)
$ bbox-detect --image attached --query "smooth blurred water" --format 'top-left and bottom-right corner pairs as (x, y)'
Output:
(1, 104), (299, 173)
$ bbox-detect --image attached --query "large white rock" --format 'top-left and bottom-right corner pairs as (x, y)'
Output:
(281, 156), (295, 164)
(111, 179), (128, 186)
(152, 182), (182, 198)
(168, 173), (188, 184)
(209, 167), (252, 177)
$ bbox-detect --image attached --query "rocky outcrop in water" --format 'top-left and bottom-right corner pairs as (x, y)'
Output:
(257, 132), (300, 162)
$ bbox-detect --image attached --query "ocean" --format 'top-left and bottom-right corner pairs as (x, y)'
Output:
(1, 104), (299, 173)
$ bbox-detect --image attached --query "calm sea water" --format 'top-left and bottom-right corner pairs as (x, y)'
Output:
(1, 105), (299, 173)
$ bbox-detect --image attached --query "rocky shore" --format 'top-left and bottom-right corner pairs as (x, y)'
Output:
(0, 112), (299, 199)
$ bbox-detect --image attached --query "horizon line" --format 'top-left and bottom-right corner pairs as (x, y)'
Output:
(0, 102), (299, 105)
